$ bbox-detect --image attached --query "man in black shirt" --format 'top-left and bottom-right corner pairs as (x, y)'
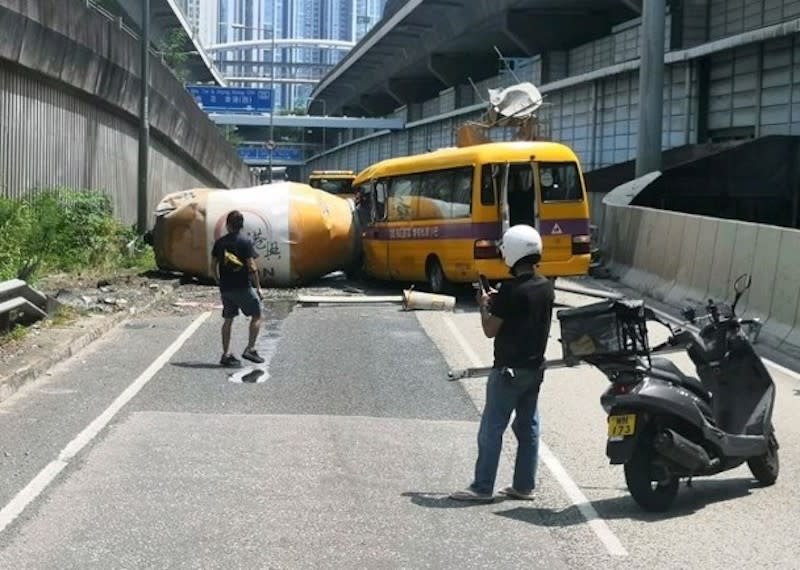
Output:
(451, 224), (554, 502)
(210, 210), (265, 367)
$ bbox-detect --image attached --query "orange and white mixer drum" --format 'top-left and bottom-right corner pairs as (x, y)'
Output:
(151, 182), (361, 287)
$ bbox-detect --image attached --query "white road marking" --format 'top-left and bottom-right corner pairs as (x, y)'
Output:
(0, 312), (211, 535)
(443, 315), (482, 368)
(764, 359), (800, 381)
(442, 314), (629, 557)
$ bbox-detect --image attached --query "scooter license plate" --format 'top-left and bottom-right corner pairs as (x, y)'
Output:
(608, 414), (636, 438)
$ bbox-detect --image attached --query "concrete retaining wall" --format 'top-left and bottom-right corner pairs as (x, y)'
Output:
(588, 192), (608, 229)
(602, 202), (800, 352)
(0, 0), (253, 226)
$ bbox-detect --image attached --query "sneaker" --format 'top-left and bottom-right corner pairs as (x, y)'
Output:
(242, 348), (265, 364)
(220, 354), (241, 368)
(449, 488), (494, 502)
(498, 486), (535, 500)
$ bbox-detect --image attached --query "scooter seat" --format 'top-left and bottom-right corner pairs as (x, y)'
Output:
(650, 357), (712, 403)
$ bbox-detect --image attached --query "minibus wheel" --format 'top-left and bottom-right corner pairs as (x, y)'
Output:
(426, 257), (447, 294)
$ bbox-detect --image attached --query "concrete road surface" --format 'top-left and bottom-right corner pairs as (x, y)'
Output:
(0, 281), (797, 569)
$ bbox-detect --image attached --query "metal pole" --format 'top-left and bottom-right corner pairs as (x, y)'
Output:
(137, 0), (150, 234)
(268, 3), (276, 184)
(635, 0), (666, 178)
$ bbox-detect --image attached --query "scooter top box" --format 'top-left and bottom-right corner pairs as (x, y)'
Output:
(557, 298), (650, 363)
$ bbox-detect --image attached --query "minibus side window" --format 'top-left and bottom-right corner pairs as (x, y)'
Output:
(420, 170), (452, 219)
(417, 167), (472, 219)
(387, 175), (418, 220)
(539, 163), (583, 202)
(354, 185), (371, 225)
(374, 180), (388, 221)
(452, 168), (473, 217)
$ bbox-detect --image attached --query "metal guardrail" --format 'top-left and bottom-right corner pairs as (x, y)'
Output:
(86, 0), (147, 49)
(0, 280), (52, 332)
(85, 0), (214, 82)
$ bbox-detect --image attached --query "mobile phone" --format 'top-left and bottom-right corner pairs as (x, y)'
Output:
(479, 274), (491, 293)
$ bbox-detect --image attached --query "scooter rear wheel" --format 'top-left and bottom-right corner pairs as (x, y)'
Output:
(747, 432), (779, 486)
(624, 445), (679, 512)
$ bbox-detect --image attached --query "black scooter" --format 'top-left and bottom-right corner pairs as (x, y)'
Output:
(557, 274), (779, 512)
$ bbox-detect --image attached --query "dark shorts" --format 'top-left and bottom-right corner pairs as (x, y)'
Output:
(221, 287), (261, 319)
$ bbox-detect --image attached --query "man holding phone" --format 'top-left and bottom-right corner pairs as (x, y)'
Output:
(451, 224), (554, 501)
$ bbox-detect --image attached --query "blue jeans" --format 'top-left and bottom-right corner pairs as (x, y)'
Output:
(470, 367), (543, 495)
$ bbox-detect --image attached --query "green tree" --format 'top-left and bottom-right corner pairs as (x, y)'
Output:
(219, 125), (244, 146)
(159, 28), (191, 82)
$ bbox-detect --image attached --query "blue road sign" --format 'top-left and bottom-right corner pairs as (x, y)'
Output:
(187, 85), (272, 113)
(238, 146), (304, 162)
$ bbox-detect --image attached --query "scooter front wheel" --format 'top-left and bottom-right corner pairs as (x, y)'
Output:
(747, 432), (779, 486)
(624, 445), (679, 512)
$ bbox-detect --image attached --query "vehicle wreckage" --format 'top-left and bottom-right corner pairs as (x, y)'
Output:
(148, 182), (362, 287)
(147, 80), (549, 288)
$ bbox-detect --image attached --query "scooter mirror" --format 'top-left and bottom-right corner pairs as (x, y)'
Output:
(734, 273), (752, 294)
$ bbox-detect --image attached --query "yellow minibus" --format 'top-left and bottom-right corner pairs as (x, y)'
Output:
(308, 170), (356, 199)
(352, 141), (591, 292)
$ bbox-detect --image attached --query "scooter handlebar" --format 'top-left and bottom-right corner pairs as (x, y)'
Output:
(667, 328), (702, 349)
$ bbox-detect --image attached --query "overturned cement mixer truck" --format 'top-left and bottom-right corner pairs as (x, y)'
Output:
(147, 182), (363, 287)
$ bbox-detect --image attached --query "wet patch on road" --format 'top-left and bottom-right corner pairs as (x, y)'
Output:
(227, 300), (294, 385)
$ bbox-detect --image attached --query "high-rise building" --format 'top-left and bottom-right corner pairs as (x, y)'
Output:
(182, 0), (220, 50)
(355, 0), (386, 41)
(182, 1), (387, 110)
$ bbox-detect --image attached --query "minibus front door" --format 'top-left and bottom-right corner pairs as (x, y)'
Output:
(500, 161), (511, 236)
(362, 179), (390, 279)
(529, 160), (541, 233)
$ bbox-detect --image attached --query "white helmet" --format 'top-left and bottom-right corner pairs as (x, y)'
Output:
(499, 225), (543, 268)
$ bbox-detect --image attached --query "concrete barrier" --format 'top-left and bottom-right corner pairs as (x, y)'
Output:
(749, 225), (782, 324)
(706, 220), (737, 302)
(655, 213), (686, 300)
(769, 229), (800, 342)
(664, 214), (701, 308)
(728, 222), (759, 314)
(627, 208), (667, 297)
(602, 197), (800, 353)
(687, 220), (719, 304)
(588, 192), (608, 229)
(775, 255), (800, 349)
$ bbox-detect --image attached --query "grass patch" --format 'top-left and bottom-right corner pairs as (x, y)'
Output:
(0, 324), (27, 346)
(47, 305), (81, 328)
(0, 188), (155, 283)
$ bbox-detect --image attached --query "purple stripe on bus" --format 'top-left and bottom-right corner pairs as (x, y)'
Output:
(367, 222), (501, 241)
(539, 219), (590, 236)
(364, 219), (589, 241)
